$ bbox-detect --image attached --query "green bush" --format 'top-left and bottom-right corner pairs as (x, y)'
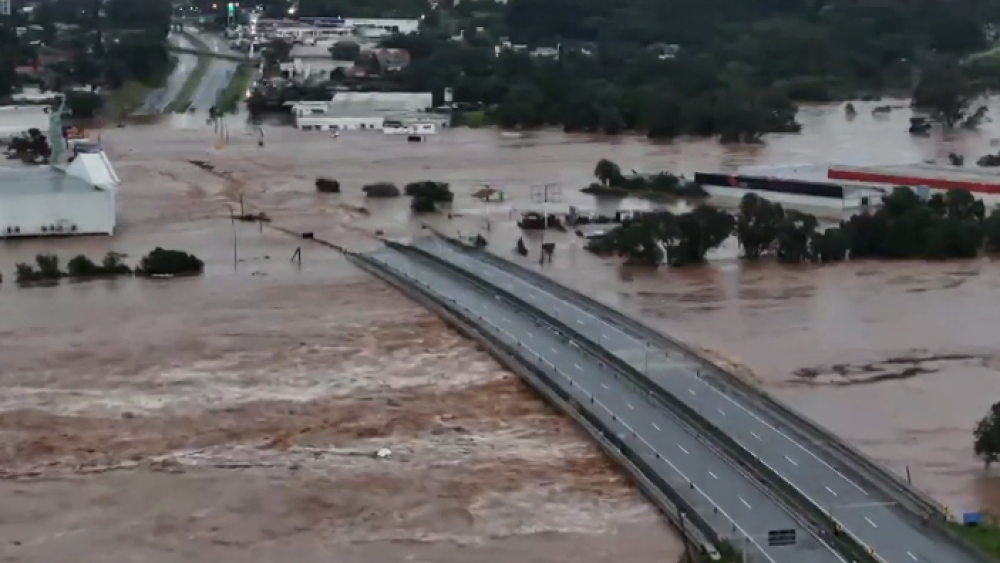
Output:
(135, 247), (205, 277)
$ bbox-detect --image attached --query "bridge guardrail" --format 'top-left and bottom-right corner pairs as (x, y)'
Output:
(391, 241), (879, 563)
(428, 233), (997, 563)
(347, 251), (723, 558)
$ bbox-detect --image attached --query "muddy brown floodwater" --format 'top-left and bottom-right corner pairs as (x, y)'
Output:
(5, 99), (1000, 561)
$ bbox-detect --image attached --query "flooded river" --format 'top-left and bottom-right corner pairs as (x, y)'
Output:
(5, 99), (1000, 562)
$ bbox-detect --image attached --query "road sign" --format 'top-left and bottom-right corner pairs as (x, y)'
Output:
(767, 529), (797, 547)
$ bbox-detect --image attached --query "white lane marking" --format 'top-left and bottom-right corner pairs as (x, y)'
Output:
(652, 423), (661, 431)
(739, 496), (752, 509)
(677, 444), (689, 454)
(750, 431), (761, 440)
(574, 363), (583, 371)
(709, 471), (718, 480)
(864, 516), (877, 528)
(525, 331), (534, 338)
(435, 256), (787, 563)
(907, 552), (918, 561)
(576, 319), (585, 325)
(688, 388), (696, 396)
(785, 455), (798, 466)
(601, 383), (609, 389)
(551, 348), (559, 354)
(825, 486), (837, 496)
(483, 253), (871, 497)
(502, 317), (511, 324)
(527, 294), (536, 300)
(692, 376), (870, 495)
(627, 402), (634, 410)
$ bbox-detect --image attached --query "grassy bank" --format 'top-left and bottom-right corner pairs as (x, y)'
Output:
(216, 64), (255, 114)
(949, 521), (1000, 559)
(166, 32), (211, 113)
(105, 81), (155, 120)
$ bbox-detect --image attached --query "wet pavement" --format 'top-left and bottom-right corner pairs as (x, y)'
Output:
(5, 99), (1000, 561)
(140, 32), (200, 114)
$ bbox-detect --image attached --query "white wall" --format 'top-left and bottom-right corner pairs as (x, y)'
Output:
(295, 116), (385, 130)
(346, 18), (420, 34)
(0, 190), (116, 237)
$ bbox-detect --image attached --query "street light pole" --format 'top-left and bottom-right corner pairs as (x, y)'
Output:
(227, 205), (238, 267)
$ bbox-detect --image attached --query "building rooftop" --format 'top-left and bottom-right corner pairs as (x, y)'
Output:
(829, 163), (1000, 186)
(0, 165), (100, 196)
(736, 163), (890, 194)
(326, 91), (433, 117)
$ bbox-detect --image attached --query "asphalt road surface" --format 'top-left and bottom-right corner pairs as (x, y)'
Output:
(188, 33), (240, 113)
(413, 238), (983, 563)
(140, 30), (240, 114)
(366, 245), (846, 563)
(139, 32), (198, 113)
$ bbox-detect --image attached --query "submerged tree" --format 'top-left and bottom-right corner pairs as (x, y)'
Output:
(736, 193), (784, 259)
(912, 59), (988, 128)
(975, 402), (1000, 469)
(594, 158), (623, 187)
(586, 208), (733, 267)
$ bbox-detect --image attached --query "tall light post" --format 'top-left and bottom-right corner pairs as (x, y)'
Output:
(227, 204), (238, 267)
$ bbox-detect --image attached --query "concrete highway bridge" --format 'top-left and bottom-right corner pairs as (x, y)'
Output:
(346, 233), (997, 563)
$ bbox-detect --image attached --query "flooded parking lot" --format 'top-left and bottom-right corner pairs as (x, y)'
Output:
(5, 99), (1000, 561)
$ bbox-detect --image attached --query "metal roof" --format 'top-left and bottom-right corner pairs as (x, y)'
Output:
(829, 163), (1000, 185)
(0, 166), (99, 196)
(326, 92), (433, 117)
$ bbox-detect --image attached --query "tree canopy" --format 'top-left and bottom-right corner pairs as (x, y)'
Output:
(359, 0), (995, 139)
(584, 166), (1000, 267)
(975, 402), (1000, 469)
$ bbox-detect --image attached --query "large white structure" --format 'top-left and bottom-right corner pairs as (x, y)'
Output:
(696, 164), (885, 220)
(291, 92), (447, 132)
(0, 0), (10, 16)
(0, 152), (119, 238)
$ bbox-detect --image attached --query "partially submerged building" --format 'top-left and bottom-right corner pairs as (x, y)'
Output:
(291, 91), (447, 132)
(695, 164), (886, 219)
(0, 150), (119, 238)
(827, 163), (1000, 195)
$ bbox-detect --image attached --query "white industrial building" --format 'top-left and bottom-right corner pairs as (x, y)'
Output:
(291, 92), (447, 132)
(0, 151), (120, 238)
(695, 164), (886, 220)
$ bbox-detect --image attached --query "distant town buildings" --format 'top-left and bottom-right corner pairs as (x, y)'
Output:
(0, 0), (10, 16)
(290, 91), (447, 132)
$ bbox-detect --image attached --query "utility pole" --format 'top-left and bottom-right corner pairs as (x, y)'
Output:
(227, 205), (238, 267)
(530, 183), (561, 244)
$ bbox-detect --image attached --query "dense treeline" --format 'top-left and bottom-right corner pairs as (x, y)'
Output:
(588, 188), (1000, 267)
(0, 0), (174, 100)
(13, 248), (204, 285)
(369, 0), (995, 139)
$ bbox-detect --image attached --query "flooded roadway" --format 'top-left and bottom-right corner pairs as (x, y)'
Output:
(5, 99), (1000, 562)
